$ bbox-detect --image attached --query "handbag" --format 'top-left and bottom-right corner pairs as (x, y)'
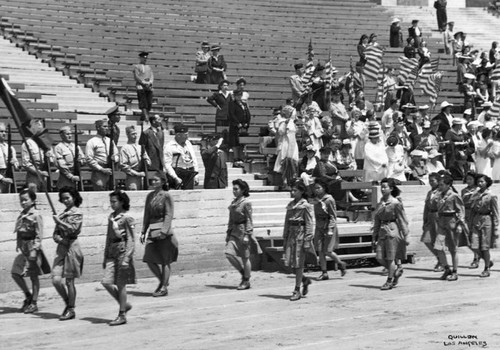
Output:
(149, 222), (164, 239)
(194, 62), (208, 73)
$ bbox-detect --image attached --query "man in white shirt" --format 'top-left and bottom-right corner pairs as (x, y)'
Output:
(54, 126), (85, 190)
(164, 124), (199, 190)
(381, 98), (398, 136)
(289, 63), (305, 104)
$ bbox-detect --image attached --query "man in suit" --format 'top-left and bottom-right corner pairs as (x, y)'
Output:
(408, 19), (422, 48)
(432, 101), (454, 138)
(201, 134), (228, 189)
(139, 114), (165, 171)
(289, 63), (305, 104)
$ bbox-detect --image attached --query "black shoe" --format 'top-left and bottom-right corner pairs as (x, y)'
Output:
(433, 263), (444, 272)
(339, 262), (347, 277)
(24, 303), (38, 314)
(20, 297), (32, 312)
(302, 277), (311, 296)
(470, 259), (479, 269)
(290, 291), (301, 301)
(440, 268), (452, 280)
(109, 314), (127, 326)
(125, 303), (132, 314)
(392, 267), (404, 287)
(318, 272), (329, 281)
(237, 280), (251, 290)
(380, 281), (393, 290)
(59, 307), (75, 321)
(446, 272), (458, 281)
(480, 270), (490, 278)
(489, 261), (494, 269)
(152, 287), (168, 297)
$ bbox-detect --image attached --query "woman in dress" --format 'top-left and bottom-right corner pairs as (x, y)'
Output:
(301, 93), (324, 154)
(389, 18), (403, 48)
(386, 135), (408, 182)
(11, 188), (50, 313)
(141, 171), (178, 297)
(208, 45), (227, 85)
(475, 128), (493, 177)
(470, 174), (498, 277)
(102, 190), (135, 326)
(372, 178), (409, 290)
(274, 102), (299, 188)
(487, 129), (500, 182)
(51, 186), (84, 321)
(313, 179), (346, 280)
(434, 173), (467, 281)
(225, 179), (260, 289)
(421, 173), (443, 271)
(283, 181), (314, 301)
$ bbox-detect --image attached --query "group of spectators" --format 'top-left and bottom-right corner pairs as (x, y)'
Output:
(194, 41), (227, 85)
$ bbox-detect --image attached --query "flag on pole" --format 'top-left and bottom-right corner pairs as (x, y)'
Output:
(398, 56), (419, 84)
(375, 66), (386, 104)
(491, 67), (500, 81)
(490, 100), (500, 118)
(419, 58), (440, 86)
(363, 45), (384, 81)
(301, 39), (315, 88)
(421, 71), (443, 105)
(325, 50), (332, 91)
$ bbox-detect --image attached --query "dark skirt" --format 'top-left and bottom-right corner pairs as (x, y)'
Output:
(143, 236), (179, 265)
(227, 124), (240, 148)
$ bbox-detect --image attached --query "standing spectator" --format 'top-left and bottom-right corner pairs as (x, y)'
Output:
(357, 34), (369, 66)
(106, 106), (121, 146)
(414, 120), (440, 152)
(0, 122), (18, 193)
(389, 18), (403, 48)
(54, 126), (84, 190)
(488, 130), (500, 182)
(418, 41), (431, 68)
(120, 125), (150, 191)
(433, 101), (454, 138)
(386, 136), (408, 182)
(462, 73), (477, 113)
(489, 41), (498, 65)
(445, 118), (472, 179)
(408, 20), (422, 48)
(383, 68), (402, 111)
(207, 79), (232, 134)
(283, 181), (314, 301)
(301, 93), (324, 153)
(404, 38), (417, 59)
(426, 149), (445, 173)
(51, 186), (84, 321)
(347, 109), (368, 169)
(85, 119), (119, 191)
(234, 78), (250, 103)
(328, 90), (349, 139)
(164, 124), (199, 190)
(195, 42), (211, 84)
(372, 178), (409, 290)
(368, 33), (379, 47)
(444, 21), (455, 56)
(208, 45), (227, 85)
(452, 31), (464, 66)
(290, 63), (305, 104)
(140, 171), (178, 297)
(352, 62), (366, 100)
(434, 0), (448, 32)
(139, 114), (165, 172)
(200, 134), (228, 189)
(102, 190), (136, 326)
(274, 103), (299, 188)
(391, 113), (412, 160)
(228, 90), (251, 164)
(364, 126), (388, 182)
(133, 52), (154, 121)
(381, 102), (398, 135)
(475, 128), (493, 177)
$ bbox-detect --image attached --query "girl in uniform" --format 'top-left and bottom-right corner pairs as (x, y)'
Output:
(312, 179), (346, 280)
(470, 174), (498, 277)
(421, 173), (443, 272)
(461, 172), (479, 268)
(102, 190), (136, 326)
(11, 188), (50, 313)
(225, 179), (260, 290)
(51, 186), (84, 320)
(372, 178), (409, 290)
(283, 181), (314, 301)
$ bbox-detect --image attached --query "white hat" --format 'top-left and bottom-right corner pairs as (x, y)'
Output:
(410, 149), (425, 157)
(392, 18), (401, 24)
(464, 73), (476, 80)
(482, 101), (493, 108)
(331, 66), (338, 74)
(463, 108), (472, 115)
(428, 149), (442, 158)
(418, 105), (430, 110)
(440, 101), (453, 109)
(467, 120), (482, 128)
(452, 118), (464, 125)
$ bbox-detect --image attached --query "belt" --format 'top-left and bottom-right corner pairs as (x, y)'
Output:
(380, 219), (396, 224)
(174, 166), (195, 171)
(111, 238), (126, 243)
(233, 221), (246, 225)
(439, 212), (455, 217)
(289, 222), (305, 227)
(429, 210), (438, 213)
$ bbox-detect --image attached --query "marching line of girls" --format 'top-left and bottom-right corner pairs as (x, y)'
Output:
(10, 171), (498, 319)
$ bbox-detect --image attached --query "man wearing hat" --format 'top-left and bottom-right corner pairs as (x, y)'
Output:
(54, 126), (85, 190)
(433, 101), (454, 138)
(139, 114), (165, 172)
(85, 119), (119, 191)
(408, 19), (422, 48)
(208, 45), (227, 85)
(390, 18), (403, 48)
(444, 21), (455, 56)
(0, 122), (18, 193)
(133, 51), (154, 121)
(477, 102), (492, 125)
(290, 63), (305, 104)
(364, 125), (388, 182)
(120, 125), (151, 190)
(201, 133), (227, 189)
(164, 124), (199, 190)
(444, 118), (472, 179)
(105, 105), (121, 145)
(195, 41), (211, 84)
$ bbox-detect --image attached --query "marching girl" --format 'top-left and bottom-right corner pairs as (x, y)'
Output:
(461, 172), (480, 269)
(434, 174), (467, 281)
(421, 173), (443, 272)
(470, 174), (498, 277)
(51, 186), (84, 320)
(102, 190), (136, 326)
(372, 178), (409, 290)
(283, 181), (314, 301)
(312, 178), (347, 280)
(11, 188), (50, 313)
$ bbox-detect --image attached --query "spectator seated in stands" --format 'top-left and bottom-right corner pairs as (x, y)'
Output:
(208, 45), (227, 85)
(364, 124), (388, 183)
(461, 73), (477, 112)
(389, 18), (403, 48)
(386, 135), (408, 182)
(414, 120), (439, 152)
(259, 107), (283, 150)
(475, 75), (489, 106)
(195, 41), (211, 84)
(200, 134), (228, 189)
(273, 101), (299, 189)
(327, 89), (349, 140)
(408, 19), (422, 48)
(299, 144), (319, 187)
(477, 102), (493, 125)
(301, 93), (324, 154)
(426, 149), (445, 174)
(404, 37), (417, 59)
(312, 147), (339, 185)
(408, 149), (429, 184)
(333, 139), (357, 171)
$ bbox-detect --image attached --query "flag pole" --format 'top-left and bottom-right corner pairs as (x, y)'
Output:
(2, 85), (56, 214)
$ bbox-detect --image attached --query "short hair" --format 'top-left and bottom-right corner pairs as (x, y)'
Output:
(463, 171), (477, 184)
(428, 172), (440, 181)
(19, 188), (36, 202)
(58, 186), (83, 207)
(232, 179), (250, 197)
(109, 190), (130, 211)
(218, 79), (229, 90)
(476, 174), (493, 188)
(153, 170), (169, 191)
(314, 178), (329, 191)
(381, 177), (401, 198)
(319, 147), (332, 154)
(291, 179), (308, 199)
(236, 78), (247, 86)
(439, 173), (454, 186)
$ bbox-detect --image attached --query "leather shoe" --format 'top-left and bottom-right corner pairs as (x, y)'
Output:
(470, 259), (479, 269)
(109, 314), (127, 326)
(20, 297), (32, 312)
(339, 262), (347, 277)
(489, 261), (494, 269)
(380, 281), (393, 290)
(59, 307), (75, 321)
(318, 272), (329, 281)
(440, 268), (452, 280)
(392, 267), (404, 287)
(290, 291), (301, 301)
(480, 270), (490, 278)
(152, 287), (168, 297)
(237, 281), (251, 290)
(302, 277), (311, 296)
(433, 263), (444, 272)
(24, 303), (38, 314)
(446, 272), (458, 281)
(125, 303), (132, 313)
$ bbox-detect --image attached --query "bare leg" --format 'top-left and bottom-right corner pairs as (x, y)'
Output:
(161, 264), (171, 288)
(387, 260), (396, 279)
(52, 276), (68, 305)
(424, 242), (439, 258)
(295, 268), (303, 289)
(326, 251), (343, 265)
(11, 273), (31, 298)
(225, 253), (243, 276)
(66, 278), (76, 307)
(117, 285), (128, 312)
(241, 257), (251, 280)
(449, 248), (458, 271)
(319, 252), (327, 271)
(147, 263), (162, 281)
(30, 275), (40, 303)
(102, 282), (119, 302)
(482, 250), (491, 270)
(436, 250), (449, 268)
